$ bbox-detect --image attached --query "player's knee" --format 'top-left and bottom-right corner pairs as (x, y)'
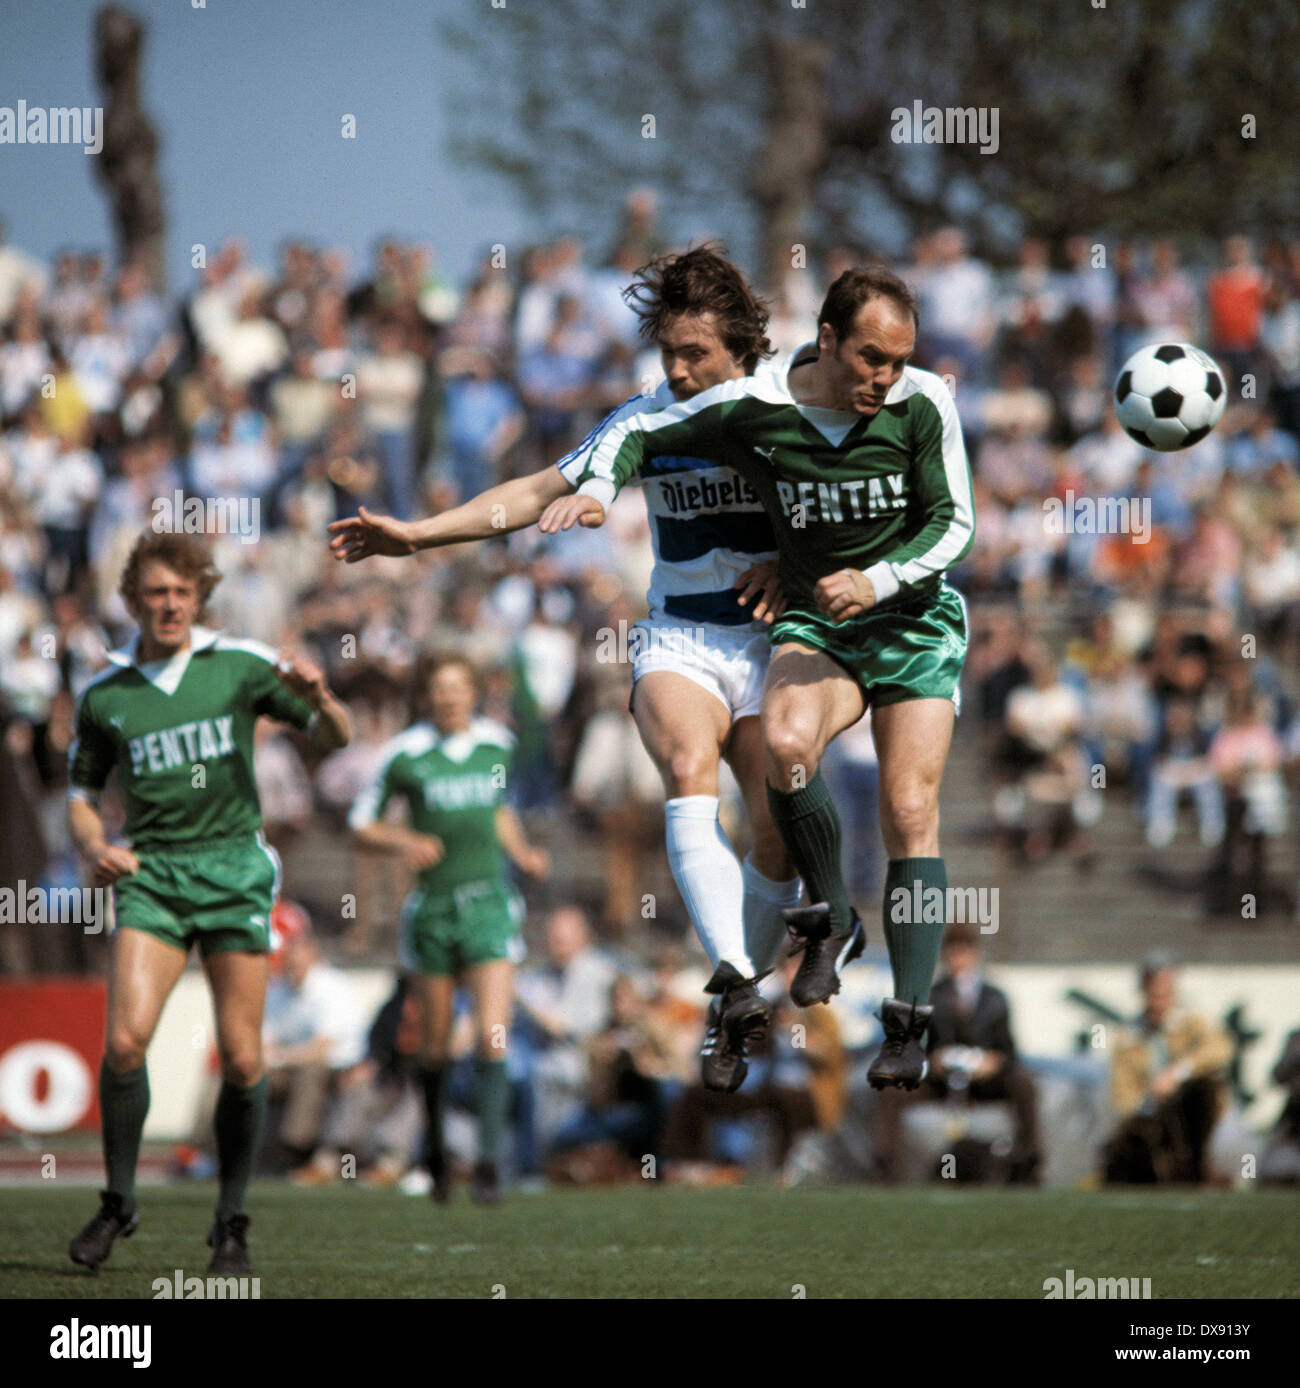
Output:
(478, 1030), (509, 1060)
(105, 1027), (149, 1072)
(764, 722), (819, 788)
(662, 745), (717, 797)
(219, 1042), (263, 1088)
(885, 791), (938, 847)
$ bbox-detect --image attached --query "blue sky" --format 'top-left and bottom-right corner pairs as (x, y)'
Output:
(0, 0), (613, 290)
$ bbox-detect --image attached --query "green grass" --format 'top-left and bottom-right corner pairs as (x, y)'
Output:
(3, 1183), (1296, 1299)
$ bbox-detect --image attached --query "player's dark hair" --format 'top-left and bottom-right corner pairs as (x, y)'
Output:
(817, 266), (919, 342)
(624, 242), (773, 372)
(118, 531), (222, 622)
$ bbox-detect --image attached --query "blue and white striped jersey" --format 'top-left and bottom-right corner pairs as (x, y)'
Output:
(556, 379), (777, 629)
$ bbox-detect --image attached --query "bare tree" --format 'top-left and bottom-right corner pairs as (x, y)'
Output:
(93, 5), (166, 290)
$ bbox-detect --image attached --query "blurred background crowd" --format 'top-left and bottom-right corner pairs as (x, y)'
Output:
(2, 192), (1299, 1186)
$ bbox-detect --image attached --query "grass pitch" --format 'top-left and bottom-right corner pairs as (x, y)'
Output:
(2, 1183), (1294, 1299)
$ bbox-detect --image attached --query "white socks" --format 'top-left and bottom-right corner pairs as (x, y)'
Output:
(665, 796), (751, 976)
(742, 854), (804, 976)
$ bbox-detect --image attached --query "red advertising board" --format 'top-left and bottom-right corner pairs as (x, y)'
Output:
(0, 979), (106, 1134)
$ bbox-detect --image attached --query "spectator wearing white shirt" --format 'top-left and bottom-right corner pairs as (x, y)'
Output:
(35, 436), (102, 595)
(68, 300), (131, 415)
(263, 923), (368, 1156)
(354, 319), (426, 519)
(515, 906), (620, 1139)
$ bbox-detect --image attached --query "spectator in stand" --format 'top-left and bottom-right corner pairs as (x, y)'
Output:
(263, 919), (369, 1164)
(1259, 1028), (1300, 1184)
(437, 347), (525, 503)
(548, 973), (677, 1180)
(517, 294), (603, 459)
(1145, 697), (1224, 849)
(0, 301), (50, 422)
(1225, 406), (1300, 478)
(1206, 235), (1267, 384)
(1261, 242), (1300, 438)
(874, 923), (1041, 1184)
(515, 906), (620, 1139)
(1130, 239), (1198, 345)
(354, 317), (426, 519)
(111, 261), (171, 375)
(916, 226), (997, 381)
(995, 641), (1097, 864)
(1103, 952), (1232, 1184)
(290, 973), (425, 1187)
(0, 220), (50, 326)
(1208, 686), (1288, 902)
(1243, 525), (1300, 653)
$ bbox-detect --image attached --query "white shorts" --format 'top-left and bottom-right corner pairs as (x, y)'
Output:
(629, 617), (770, 721)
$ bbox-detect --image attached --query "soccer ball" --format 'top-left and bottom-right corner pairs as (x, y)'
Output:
(1113, 343), (1227, 451)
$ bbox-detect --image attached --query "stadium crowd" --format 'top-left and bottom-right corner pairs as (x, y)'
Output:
(2, 194), (1299, 1184)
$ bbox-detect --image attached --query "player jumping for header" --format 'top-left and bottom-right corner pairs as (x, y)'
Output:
(66, 531), (352, 1273)
(541, 266), (976, 1089)
(329, 246), (802, 1095)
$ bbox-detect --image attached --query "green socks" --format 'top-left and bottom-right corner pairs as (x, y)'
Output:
(766, 771), (853, 933)
(474, 1057), (510, 1166)
(214, 1076), (266, 1221)
(883, 857), (948, 1006)
(100, 1060), (149, 1216)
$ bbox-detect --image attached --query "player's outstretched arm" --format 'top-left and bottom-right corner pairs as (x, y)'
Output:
(537, 493), (607, 533)
(328, 468), (574, 562)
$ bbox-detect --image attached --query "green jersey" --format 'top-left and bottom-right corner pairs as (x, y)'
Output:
(68, 627), (316, 850)
(573, 348), (975, 618)
(349, 718), (515, 894)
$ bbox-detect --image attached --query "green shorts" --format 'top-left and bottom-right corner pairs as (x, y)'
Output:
(400, 881), (526, 976)
(113, 831), (280, 957)
(771, 581), (969, 710)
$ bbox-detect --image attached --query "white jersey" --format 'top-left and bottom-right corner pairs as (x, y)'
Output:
(556, 379), (777, 631)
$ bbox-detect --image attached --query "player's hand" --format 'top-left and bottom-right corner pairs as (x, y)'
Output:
(517, 846), (551, 879)
(734, 562), (787, 624)
(404, 834), (444, 872)
(276, 652), (329, 708)
(327, 506), (417, 561)
(90, 843), (140, 886)
(814, 568), (877, 623)
(538, 495), (606, 533)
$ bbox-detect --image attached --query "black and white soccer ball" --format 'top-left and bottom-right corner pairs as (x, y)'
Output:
(1113, 342), (1227, 451)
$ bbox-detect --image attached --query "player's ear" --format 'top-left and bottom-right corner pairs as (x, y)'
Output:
(816, 321), (836, 356)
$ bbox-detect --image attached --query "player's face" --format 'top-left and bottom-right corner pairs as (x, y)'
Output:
(818, 298), (915, 415)
(130, 561), (201, 657)
(429, 664), (476, 733)
(656, 312), (746, 401)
